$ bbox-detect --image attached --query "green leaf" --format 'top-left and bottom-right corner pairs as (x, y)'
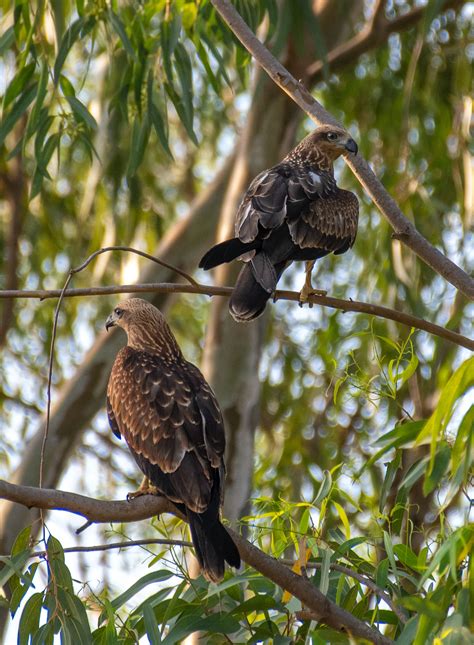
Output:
(0, 83), (38, 148)
(416, 357), (474, 472)
(54, 17), (85, 83)
(230, 594), (278, 616)
(400, 596), (446, 621)
(393, 544), (422, 572)
(160, 12), (181, 82)
(10, 562), (39, 616)
(66, 95), (98, 130)
(313, 470), (332, 505)
(18, 592), (43, 645)
(319, 547), (331, 596)
(422, 441), (451, 495)
(149, 102), (173, 158)
(359, 420), (425, 475)
(164, 82), (198, 145)
(375, 558), (389, 590)
(450, 404), (473, 482)
(100, 569), (173, 623)
(0, 551), (31, 588)
(59, 75), (76, 97)
(161, 613), (240, 645)
(383, 531), (399, 587)
(0, 26), (15, 55)
(332, 502), (350, 540)
(142, 601), (161, 644)
(126, 113), (150, 178)
(3, 62), (36, 110)
(25, 60), (49, 142)
(108, 10), (137, 60)
(174, 42), (193, 123)
(399, 457), (429, 493)
(379, 450), (401, 511)
(11, 526), (32, 557)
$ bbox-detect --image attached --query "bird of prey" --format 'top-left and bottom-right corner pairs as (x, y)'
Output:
(199, 125), (359, 322)
(106, 298), (240, 582)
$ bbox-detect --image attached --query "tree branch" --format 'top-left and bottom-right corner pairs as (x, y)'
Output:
(210, 0), (474, 299)
(0, 282), (471, 350)
(307, 0), (466, 80)
(0, 480), (393, 645)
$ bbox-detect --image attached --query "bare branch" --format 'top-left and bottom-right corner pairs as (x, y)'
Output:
(307, 0), (466, 80)
(0, 480), (393, 645)
(0, 282), (471, 350)
(210, 0), (474, 299)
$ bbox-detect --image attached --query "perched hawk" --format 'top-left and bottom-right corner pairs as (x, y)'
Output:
(199, 125), (359, 322)
(106, 298), (240, 582)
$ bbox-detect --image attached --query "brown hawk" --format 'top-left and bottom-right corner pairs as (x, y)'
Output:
(199, 125), (359, 321)
(106, 298), (240, 582)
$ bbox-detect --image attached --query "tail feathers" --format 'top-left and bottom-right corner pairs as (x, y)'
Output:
(188, 511), (241, 583)
(229, 259), (286, 322)
(199, 238), (259, 270)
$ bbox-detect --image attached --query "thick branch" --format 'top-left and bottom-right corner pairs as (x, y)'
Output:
(0, 283), (471, 350)
(210, 0), (474, 299)
(0, 480), (393, 645)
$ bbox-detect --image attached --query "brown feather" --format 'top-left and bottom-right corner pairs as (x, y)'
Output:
(106, 299), (240, 580)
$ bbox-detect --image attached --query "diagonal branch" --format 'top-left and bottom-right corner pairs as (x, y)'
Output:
(307, 0), (466, 80)
(0, 283), (471, 350)
(210, 0), (474, 299)
(0, 480), (393, 645)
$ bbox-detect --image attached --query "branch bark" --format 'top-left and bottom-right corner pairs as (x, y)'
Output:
(307, 0), (466, 80)
(0, 282), (471, 350)
(0, 480), (393, 645)
(210, 0), (474, 299)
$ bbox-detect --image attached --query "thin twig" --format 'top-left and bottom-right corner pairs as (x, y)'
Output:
(210, 0), (474, 299)
(24, 538), (193, 559)
(0, 283), (471, 350)
(0, 480), (394, 645)
(69, 246), (199, 287)
(280, 558), (406, 624)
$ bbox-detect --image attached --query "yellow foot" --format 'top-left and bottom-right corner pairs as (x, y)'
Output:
(126, 477), (158, 501)
(299, 284), (327, 305)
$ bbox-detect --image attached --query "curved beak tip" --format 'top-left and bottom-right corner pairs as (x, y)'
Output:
(345, 139), (358, 155)
(105, 316), (115, 332)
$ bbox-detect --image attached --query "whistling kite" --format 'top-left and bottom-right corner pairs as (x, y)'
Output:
(199, 125), (359, 321)
(106, 298), (240, 582)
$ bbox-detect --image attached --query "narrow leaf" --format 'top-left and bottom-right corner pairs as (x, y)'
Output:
(0, 83), (38, 147)
(108, 10), (137, 60)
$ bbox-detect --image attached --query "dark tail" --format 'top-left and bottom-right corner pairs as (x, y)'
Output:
(187, 509), (241, 583)
(199, 237), (259, 270)
(229, 259), (286, 322)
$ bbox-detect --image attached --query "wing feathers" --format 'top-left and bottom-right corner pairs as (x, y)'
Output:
(107, 349), (225, 501)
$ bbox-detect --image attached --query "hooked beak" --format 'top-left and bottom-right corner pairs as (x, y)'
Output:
(105, 313), (117, 332)
(345, 138), (358, 155)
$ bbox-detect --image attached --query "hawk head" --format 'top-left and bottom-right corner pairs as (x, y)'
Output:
(105, 298), (180, 356)
(302, 125), (358, 161)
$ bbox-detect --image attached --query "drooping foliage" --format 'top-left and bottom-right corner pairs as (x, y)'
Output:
(0, 1), (472, 643)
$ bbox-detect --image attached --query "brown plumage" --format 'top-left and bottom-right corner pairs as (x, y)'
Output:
(105, 298), (240, 582)
(199, 125), (359, 322)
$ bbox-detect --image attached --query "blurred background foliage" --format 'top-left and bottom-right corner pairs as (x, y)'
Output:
(0, 0), (472, 643)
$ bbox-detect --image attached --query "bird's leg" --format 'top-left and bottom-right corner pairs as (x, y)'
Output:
(127, 476), (158, 501)
(299, 261), (327, 304)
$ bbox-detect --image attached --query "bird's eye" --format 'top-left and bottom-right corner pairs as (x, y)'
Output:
(114, 308), (123, 317)
(327, 132), (338, 141)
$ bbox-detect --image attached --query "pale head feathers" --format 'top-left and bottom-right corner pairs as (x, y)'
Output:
(288, 125), (358, 167)
(106, 298), (182, 358)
